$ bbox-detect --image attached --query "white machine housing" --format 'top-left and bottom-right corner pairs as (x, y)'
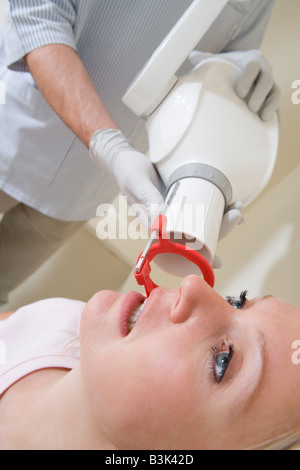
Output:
(122, 0), (279, 278)
(145, 58), (279, 276)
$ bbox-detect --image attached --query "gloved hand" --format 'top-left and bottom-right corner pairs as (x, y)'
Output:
(90, 129), (245, 248)
(219, 201), (244, 241)
(90, 128), (164, 228)
(188, 49), (281, 121)
(211, 202), (244, 269)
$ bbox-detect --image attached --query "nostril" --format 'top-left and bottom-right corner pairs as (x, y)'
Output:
(170, 275), (206, 324)
(170, 289), (191, 325)
(174, 286), (182, 310)
(170, 305), (189, 324)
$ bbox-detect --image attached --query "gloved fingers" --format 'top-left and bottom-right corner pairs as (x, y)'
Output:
(227, 201), (243, 212)
(128, 203), (150, 231)
(125, 180), (164, 229)
(147, 199), (164, 230)
(259, 84), (282, 122)
(212, 254), (223, 269)
(236, 61), (261, 99)
(90, 128), (166, 229)
(230, 201), (245, 226)
(218, 206), (243, 240)
(144, 188), (165, 229)
(119, 162), (164, 229)
(89, 128), (132, 173)
(125, 194), (158, 232)
(247, 68), (274, 114)
(188, 50), (279, 121)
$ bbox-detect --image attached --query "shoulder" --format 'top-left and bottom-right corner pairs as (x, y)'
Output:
(0, 298), (86, 327)
(0, 312), (15, 322)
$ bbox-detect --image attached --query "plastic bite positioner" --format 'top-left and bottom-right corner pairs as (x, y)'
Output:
(134, 214), (215, 297)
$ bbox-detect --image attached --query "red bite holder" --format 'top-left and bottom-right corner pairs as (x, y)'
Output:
(134, 214), (215, 297)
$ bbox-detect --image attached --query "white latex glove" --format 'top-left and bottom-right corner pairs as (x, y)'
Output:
(212, 201), (245, 269)
(219, 201), (244, 241)
(211, 202), (244, 269)
(90, 129), (245, 251)
(90, 128), (164, 228)
(188, 49), (281, 121)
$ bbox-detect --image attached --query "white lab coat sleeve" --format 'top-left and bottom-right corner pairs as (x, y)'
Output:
(222, 0), (275, 51)
(5, 0), (77, 70)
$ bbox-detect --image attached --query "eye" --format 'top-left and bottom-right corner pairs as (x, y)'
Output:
(209, 344), (234, 384)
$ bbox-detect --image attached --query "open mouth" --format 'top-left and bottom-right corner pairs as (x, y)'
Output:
(127, 297), (149, 333)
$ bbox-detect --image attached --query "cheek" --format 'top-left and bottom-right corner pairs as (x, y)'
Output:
(81, 337), (200, 449)
(80, 290), (121, 343)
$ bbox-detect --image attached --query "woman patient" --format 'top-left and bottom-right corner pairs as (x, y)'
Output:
(0, 275), (300, 450)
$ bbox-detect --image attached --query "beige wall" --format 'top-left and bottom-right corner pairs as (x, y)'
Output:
(260, 0), (300, 192)
(210, 164), (300, 306)
(0, 0), (299, 312)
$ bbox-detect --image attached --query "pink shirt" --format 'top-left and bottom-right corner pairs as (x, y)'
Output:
(0, 298), (85, 396)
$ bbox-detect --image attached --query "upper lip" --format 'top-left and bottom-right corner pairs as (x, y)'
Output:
(128, 288), (165, 332)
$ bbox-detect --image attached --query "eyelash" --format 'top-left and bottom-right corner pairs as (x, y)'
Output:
(226, 290), (248, 309)
(207, 291), (246, 384)
(209, 343), (235, 384)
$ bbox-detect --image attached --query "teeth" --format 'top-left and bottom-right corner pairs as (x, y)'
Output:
(127, 298), (148, 332)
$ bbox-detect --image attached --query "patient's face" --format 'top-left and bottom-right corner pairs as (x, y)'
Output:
(80, 276), (300, 450)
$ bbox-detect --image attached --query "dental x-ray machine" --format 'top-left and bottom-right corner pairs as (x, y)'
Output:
(122, 0), (279, 297)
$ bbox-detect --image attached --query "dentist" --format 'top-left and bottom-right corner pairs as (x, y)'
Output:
(0, 0), (280, 304)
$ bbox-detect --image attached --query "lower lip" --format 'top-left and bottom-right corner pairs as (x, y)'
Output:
(119, 291), (146, 336)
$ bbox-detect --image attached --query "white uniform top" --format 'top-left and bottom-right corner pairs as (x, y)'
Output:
(0, 0), (275, 221)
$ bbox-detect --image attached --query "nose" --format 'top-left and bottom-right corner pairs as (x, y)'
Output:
(170, 274), (227, 324)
